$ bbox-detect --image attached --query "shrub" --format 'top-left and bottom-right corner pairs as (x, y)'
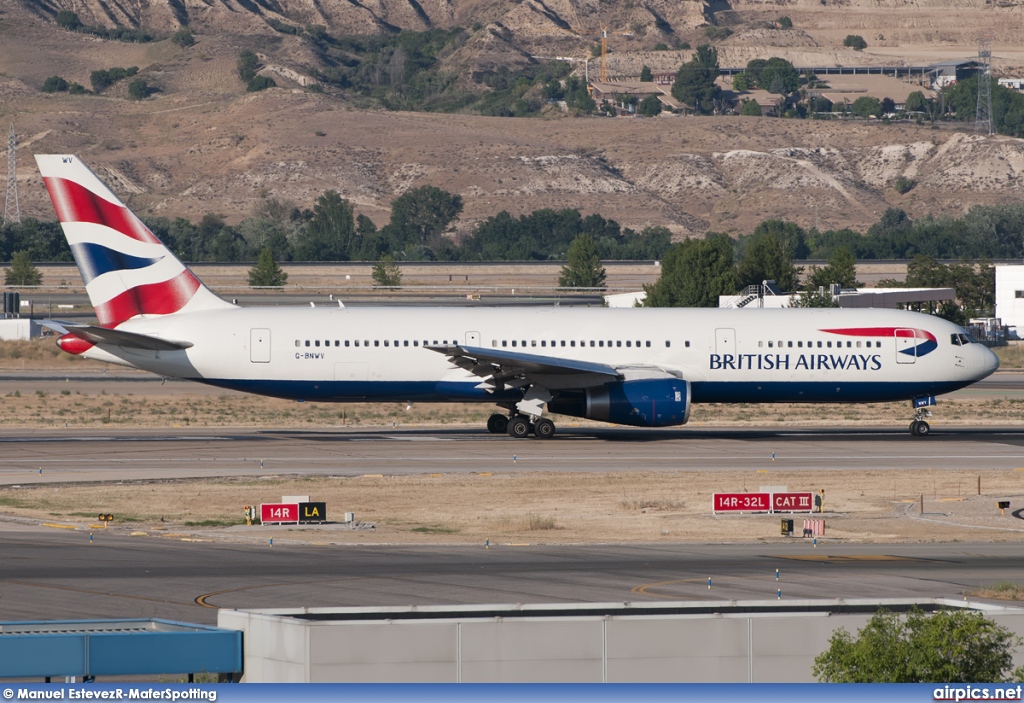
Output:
(740, 99), (763, 116)
(41, 76), (69, 93)
(127, 78), (152, 100)
(55, 10), (81, 30)
(703, 26), (732, 41)
(247, 75), (276, 92)
(844, 34), (867, 51)
(893, 176), (917, 194)
(777, 16), (793, 29)
(170, 27), (195, 48)
(653, 42), (669, 51)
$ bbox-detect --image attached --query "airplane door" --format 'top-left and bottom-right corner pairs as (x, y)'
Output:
(250, 328), (271, 363)
(895, 328), (916, 364)
(465, 331), (480, 346)
(715, 328), (735, 356)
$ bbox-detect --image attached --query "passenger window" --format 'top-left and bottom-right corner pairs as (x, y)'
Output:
(541, 341), (547, 347)
(685, 341), (690, 348)
(315, 340), (320, 347)
(501, 341), (507, 347)
(512, 341), (517, 347)
(758, 341), (763, 348)
(364, 340), (369, 347)
(788, 341), (793, 348)
(616, 341), (622, 348)
(384, 340), (389, 347)
(295, 340), (300, 347)
(394, 341), (399, 347)
(561, 341), (566, 347)
(571, 341), (576, 347)
(856, 341), (861, 348)
(590, 341), (596, 347)
(532, 340), (537, 347)
(354, 340), (359, 347)
(797, 341), (803, 348)
(305, 340), (310, 347)
(646, 341), (651, 348)
(665, 341), (671, 348)
(768, 341), (774, 348)
(345, 340), (350, 347)
(374, 341), (380, 347)
(827, 341), (832, 348)
(626, 341), (632, 348)
(599, 341), (604, 347)
(817, 341), (822, 348)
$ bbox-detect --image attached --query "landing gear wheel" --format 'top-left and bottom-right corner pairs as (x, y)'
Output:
(914, 420), (930, 436)
(910, 420), (919, 435)
(532, 418), (555, 439)
(487, 414), (509, 434)
(507, 415), (531, 439)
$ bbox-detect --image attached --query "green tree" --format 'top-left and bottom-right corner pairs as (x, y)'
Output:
(295, 191), (356, 261)
(127, 78), (152, 100)
(671, 46), (720, 114)
(247, 75), (276, 92)
(388, 185), (463, 252)
(640, 65), (653, 82)
(759, 57), (800, 94)
(41, 76), (69, 93)
(4, 251), (42, 286)
(843, 34), (867, 51)
(814, 608), (1024, 683)
(638, 94), (662, 116)
(777, 16), (793, 29)
(558, 233), (606, 290)
(171, 27), (195, 48)
(238, 50), (260, 83)
(731, 73), (752, 91)
(740, 99), (762, 116)
(247, 247), (288, 287)
(807, 246), (861, 289)
(55, 10), (82, 30)
(643, 233), (736, 307)
(905, 91), (927, 113)
(736, 223), (803, 292)
(851, 96), (883, 118)
(372, 254), (403, 287)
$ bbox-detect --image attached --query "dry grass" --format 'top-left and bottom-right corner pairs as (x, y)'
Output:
(968, 583), (1024, 602)
(3, 469), (1023, 545)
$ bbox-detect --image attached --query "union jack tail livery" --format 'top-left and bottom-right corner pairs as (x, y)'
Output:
(35, 155), (233, 329)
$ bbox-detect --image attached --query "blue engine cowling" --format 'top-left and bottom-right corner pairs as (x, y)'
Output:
(548, 379), (691, 428)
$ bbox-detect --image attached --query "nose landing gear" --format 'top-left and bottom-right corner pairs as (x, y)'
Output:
(909, 400), (934, 437)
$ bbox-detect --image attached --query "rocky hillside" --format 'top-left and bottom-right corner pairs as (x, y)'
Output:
(2, 0), (1023, 240)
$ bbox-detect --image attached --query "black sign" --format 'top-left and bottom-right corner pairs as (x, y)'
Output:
(299, 502), (327, 524)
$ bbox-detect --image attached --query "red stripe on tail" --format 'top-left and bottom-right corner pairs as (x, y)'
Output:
(94, 270), (202, 328)
(42, 176), (160, 244)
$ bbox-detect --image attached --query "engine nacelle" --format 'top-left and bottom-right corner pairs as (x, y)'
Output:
(548, 379), (691, 428)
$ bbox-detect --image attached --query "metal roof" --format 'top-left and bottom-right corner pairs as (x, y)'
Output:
(0, 619), (242, 680)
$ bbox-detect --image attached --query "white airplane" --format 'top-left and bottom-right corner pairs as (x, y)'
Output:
(35, 154), (999, 439)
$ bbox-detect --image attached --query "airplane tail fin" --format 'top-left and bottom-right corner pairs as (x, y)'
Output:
(34, 155), (234, 329)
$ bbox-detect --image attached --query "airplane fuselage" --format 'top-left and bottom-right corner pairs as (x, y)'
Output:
(82, 305), (998, 406)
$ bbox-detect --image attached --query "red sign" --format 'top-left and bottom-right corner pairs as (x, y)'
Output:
(261, 503), (299, 524)
(713, 493), (770, 513)
(772, 492), (814, 513)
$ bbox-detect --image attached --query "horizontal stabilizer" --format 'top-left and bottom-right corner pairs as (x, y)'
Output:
(41, 320), (193, 351)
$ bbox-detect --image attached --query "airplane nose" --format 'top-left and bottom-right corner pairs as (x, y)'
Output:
(980, 347), (1000, 376)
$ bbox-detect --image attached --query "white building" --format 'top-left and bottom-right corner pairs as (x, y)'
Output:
(0, 318), (41, 341)
(995, 265), (1024, 339)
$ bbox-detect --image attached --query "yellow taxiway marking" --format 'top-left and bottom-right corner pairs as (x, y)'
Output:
(42, 523), (77, 530)
(632, 578), (717, 598)
(773, 555), (945, 562)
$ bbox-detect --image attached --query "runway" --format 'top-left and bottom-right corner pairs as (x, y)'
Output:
(1, 529), (1021, 625)
(1, 425), (1023, 485)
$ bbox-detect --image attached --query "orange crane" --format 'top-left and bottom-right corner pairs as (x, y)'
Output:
(598, 24), (633, 83)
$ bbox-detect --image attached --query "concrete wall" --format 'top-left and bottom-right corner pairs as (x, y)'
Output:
(996, 265), (1024, 337)
(0, 319), (40, 341)
(219, 600), (1024, 683)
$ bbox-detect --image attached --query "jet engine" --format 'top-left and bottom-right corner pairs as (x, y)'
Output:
(548, 379), (690, 428)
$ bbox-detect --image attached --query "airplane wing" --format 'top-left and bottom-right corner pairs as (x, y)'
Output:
(41, 320), (193, 351)
(427, 344), (622, 391)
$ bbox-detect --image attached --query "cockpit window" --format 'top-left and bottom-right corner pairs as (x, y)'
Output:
(961, 333), (976, 344)
(951, 334), (962, 346)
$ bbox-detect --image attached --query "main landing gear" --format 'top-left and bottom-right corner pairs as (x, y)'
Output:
(486, 412), (556, 439)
